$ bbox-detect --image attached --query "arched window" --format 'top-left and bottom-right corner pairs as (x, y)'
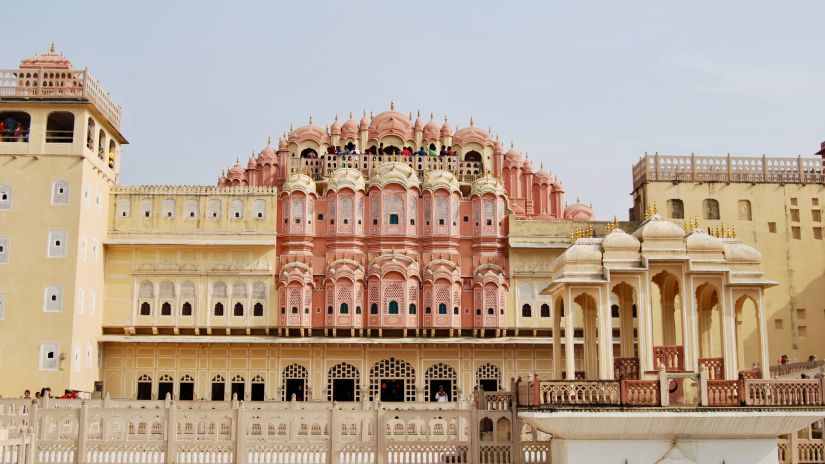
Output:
(161, 302), (172, 316)
(97, 129), (106, 160)
(0, 111), (31, 143)
(389, 214), (399, 225)
(300, 148), (318, 159)
(214, 302), (224, 316)
(233, 302), (244, 316)
(136, 374), (152, 400)
(356, 306), (362, 314)
(388, 301), (399, 314)
(667, 199), (684, 219)
(327, 306), (333, 314)
(464, 150), (482, 162)
(703, 199), (720, 220)
(140, 302), (151, 316)
(291, 306), (299, 314)
(181, 302), (193, 316)
(738, 199), (752, 221)
(85, 117), (95, 150)
(438, 303), (447, 315)
(340, 303), (349, 314)
(409, 303), (416, 314)
(253, 302), (264, 316)
(540, 304), (550, 318)
(522, 304), (532, 317)
(46, 112), (74, 143)
(370, 303), (378, 314)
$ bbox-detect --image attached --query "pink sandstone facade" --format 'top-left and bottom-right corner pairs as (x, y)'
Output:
(216, 109), (596, 333)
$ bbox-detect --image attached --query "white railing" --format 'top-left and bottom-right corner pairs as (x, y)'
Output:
(0, 68), (122, 129)
(632, 153), (825, 189)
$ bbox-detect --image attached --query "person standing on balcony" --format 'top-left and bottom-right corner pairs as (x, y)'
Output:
(435, 385), (449, 402)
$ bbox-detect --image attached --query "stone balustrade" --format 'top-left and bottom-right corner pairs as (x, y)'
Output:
(538, 381), (621, 406)
(743, 378), (824, 406)
(698, 358), (724, 380)
(653, 346), (685, 372)
(770, 360), (825, 379)
(705, 380), (740, 407)
(613, 357), (640, 380)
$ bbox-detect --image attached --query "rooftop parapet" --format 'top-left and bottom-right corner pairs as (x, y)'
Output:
(632, 153), (825, 190)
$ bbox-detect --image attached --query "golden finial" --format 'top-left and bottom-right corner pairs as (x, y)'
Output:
(644, 205), (650, 221)
(470, 116), (475, 127)
(651, 201), (658, 215)
(430, 112), (434, 120)
(732, 225), (737, 238)
(390, 100), (394, 111)
(444, 115), (448, 123)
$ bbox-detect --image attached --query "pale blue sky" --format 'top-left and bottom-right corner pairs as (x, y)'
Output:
(4, 1), (824, 218)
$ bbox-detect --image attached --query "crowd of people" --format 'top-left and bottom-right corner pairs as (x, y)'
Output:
(17, 387), (79, 400)
(0, 115), (29, 142)
(324, 143), (458, 157)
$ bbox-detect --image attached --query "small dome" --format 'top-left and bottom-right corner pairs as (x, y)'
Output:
(327, 168), (366, 193)
(453, 126), (493, 147)
(341, 113), (358, 138)
(423, 114), (440, 140)
(564, 202), (595, 222)
(494, 138), (504, 153)
(560, 240), (603, 264)
(535, 166), (551, 183)
(440, 117), (452, 136)
(247, 156), (257, 169)
(522, 158), (533, 172)
(413, 114), (423, 130)
(504, 142), (522, 163)
(278, 137), (288, 151)
(602, 228), (640, 251)
(359, 112), (369, 129)
(368, 162), (420, 190)
(289, 122), (329, 144)
(369, 110), (414, 140)
(470, 175), (507, 197)
(422, 170), (460, 193)
(686, 230), (724, 252)
(723, 240), (763, 263)
(20, 43), (73, 70)
(632, 214), (685, 241)
(330, 115), (341, 135)
(227, 160), (246, 181)
(259, 138), (277, 161)
(282, 172), (317, 195)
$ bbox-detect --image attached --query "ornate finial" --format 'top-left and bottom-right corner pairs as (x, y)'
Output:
(235, 157), (239, 164)
(732, 225), (737, 237)
(308, 115), (313, 125)
(430, 112), (434, 120)
(267, 136), (272, 146)
(289, 124), (293, 133)
(390, 100), (394, 111)
(50, 42), (56, 54)
(576, 196), (580, 203)
(349, 111), (353, 120)
(470, 116), (475, 127)
(540, 162), (544, 169)
(408, 111), (412, 120)
(652, 201), (658, 215)
(510, 140), (514, 149)
(370, 111), (374, 119)
(417, 109), (421, 118)
(334, 114), (338, 122)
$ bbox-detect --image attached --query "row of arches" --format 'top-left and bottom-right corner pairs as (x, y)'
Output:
(666, 198), (753, 221)
(134, 361), (503, 402)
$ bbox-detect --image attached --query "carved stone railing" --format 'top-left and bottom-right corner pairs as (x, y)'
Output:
(706, 380), (740, 406)
(770, 360), (825, 378)
(537, 381), (621, 406)
(739, 368), (762, 379)
(653, 345), (685, 372)
(0, 68), (122, 128)
(698, 357), (724, 380)
(797, 441), (824, 463)
(614, 357), (640, 380)
(620, 380), (660, 406)
(743, 379), (824, 406)
(482, 392), (514, 411)
(632, 153), (825, 190)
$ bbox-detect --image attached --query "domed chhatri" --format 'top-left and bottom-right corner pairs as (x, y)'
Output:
(218, 107), (585, 221)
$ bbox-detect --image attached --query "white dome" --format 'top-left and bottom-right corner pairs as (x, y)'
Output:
(368, 162), (420, 190)
(686, 230), (724, 252)
(327, 168), (365, 192)
(422, 169), (460, 193)
(282, 173), (317, 195)
(601, 229), (640, 251)
(470, 175), (507, 197)
(632, 215), (685, 241)
(723, 240), (762, 263)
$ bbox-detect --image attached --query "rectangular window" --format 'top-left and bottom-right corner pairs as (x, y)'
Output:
(80, 236), (87, 261)
(768, 222), (777, 233)
(86, 341), (93, 367)
(815, 227), (823, 240)
(44, 286), (62, 312)
(48, 230), (67, 258)
(52, 179), (70, 205)
(116, 198), (131, 217)
(76, 288), (84, 314)
(797, 308), (807, 319)
(40, 343), (60, 370)
(92, 239), (99, 262)
(72, 344), (81, 372)
(253, 199), (266, 219)
(790, 209), (800, 222)
(799, 326), (808, 337)
(792, 226), (801, 240)
(791, 197), (798, 206)
(813, 210), (822, 222)
(0, 236), (7, 264)
(813, 198), (820, 206)
(0, 293), (5, 320)
(95, 191), (101, 216)
(774, 319), (784, 330)
(89, 289), (96, 315)
(0, 184), (11, 210)
(83, 186), (90, 210)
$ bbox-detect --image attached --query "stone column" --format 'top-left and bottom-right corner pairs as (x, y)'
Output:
(565, 290), (576, 380)
(598, 289), (614, 380)
(553, 306), (562, 380)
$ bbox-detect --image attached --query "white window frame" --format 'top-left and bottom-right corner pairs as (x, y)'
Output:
(47, 230), (68, 258)
(39, 342), (60, 371)
(89, 288), (96, 316)
(76, 287), (84, 314)
(116, 198), (131, 218)
(83, 186), (90, 210)
(80, 236), (87, 261)
(92, 239), (99, 262)
(86, 341), (93, 367)
(72, 344), (81, 372)
(95, 191), (101, 216)
(0, 236), (7, 264)
(0, 293), (5, 320)
(52, 179), (70, 205)
(44, 285), (63, 312)
(0, 184), (11, 210)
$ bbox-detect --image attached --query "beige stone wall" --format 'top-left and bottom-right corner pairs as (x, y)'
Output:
(638, 181), (825, 363)
(101, 342), (553, 401)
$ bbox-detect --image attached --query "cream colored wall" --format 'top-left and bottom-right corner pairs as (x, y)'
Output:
(639, 181), (825, 364)
(0, 103), (117, 397)
(101, 342), (553, 400)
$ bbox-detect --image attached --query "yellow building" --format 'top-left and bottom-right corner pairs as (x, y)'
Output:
(631, 153), (825, 364)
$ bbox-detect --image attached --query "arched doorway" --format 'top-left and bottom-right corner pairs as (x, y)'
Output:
(735, 295), (762, 375)
(425, 362), (457, 402)
(696, 283), (724, 379)
(369, 357), (416, 402)
(327, 362), (360, 402)
(651, 271), (685, 371)
(476, 363), (501, 392)
(282, 364), (308, 401)
(612, 282), (639, 379)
